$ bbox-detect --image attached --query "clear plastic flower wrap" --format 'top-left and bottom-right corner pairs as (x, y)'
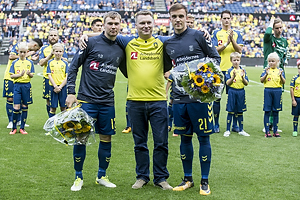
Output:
(171, 58), (224, 103)
(44, 106), (96, 146)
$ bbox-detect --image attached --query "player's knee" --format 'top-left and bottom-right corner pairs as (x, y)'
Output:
(13, 104), (20, 110)
(273, 111), (279, 117)
(99, 134), (111, 142)
(181, 135), (192, 144)
(197, 136), (210, 145)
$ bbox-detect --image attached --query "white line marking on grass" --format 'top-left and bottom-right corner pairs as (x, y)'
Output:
(249, 79), (290, 93)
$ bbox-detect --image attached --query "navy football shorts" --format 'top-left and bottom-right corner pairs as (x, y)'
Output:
(173, 102), (214, 136)
(43, 77), (50, 100)
(2, 79), (14, 98)
(263, 88), (282, 112)
(49, 85), (67, 108)
(13, 82), (33, 105)
(226, 88), (246, 113)
(292, 97), (300, 116)
(80, 102), (116, 135)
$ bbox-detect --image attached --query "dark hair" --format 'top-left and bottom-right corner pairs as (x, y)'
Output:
(221, 10), (232, 18)
(169, 3), (188, 15)
(32, 38), (43, 48)
(91, 18), (102, 26)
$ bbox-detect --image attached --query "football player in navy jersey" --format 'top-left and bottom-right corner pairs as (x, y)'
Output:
(164, 3), (220, 195)
(66, 11), (126, 192)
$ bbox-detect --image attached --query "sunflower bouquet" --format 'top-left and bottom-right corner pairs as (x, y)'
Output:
(43, 106), (96, 146)
(171, 58), (224, 103)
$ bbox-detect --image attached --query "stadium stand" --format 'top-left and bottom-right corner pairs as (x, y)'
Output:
(0, 0), (299, 58)
(166, 0), (295, 14)
(25, 0), (155, 12)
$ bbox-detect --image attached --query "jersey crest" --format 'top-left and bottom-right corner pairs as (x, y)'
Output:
(218, 40), (223, 45)
(90, 61), (99, 70)
(131, 52), (138, 60)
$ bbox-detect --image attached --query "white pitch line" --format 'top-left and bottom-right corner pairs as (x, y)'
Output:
(249, 79), (290, 93)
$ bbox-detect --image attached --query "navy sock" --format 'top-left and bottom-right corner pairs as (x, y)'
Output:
(20, 106), (28, 129)
(75, 171), (83, 180)
(49, 111), (55, 118)
(12, 108), (20, 129)
(213, 100), (220, 126)
(264, 111), (271, 133)
(198, 136), (211, 180)
(180, 135), (193, 177)
(237, 113), (243, 131)
(226, 113), (234, 131)
(232, 114), (238, 129)
(293, 116), (298, 132)
(98, 141), (111, 178)
(269, 112), (273, 125)
(273, 111), (279, 133)
(168, 102), (173, 127)
(73, 145), (86, 179)
(46, 104), (50, 116)
(6, 100), (13, 122)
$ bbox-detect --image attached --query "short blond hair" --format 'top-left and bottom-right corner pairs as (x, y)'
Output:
(267, 52), (280, 67)
(104, 11), (121, 23)
(187, 14), (195, 19)
(18, 42), (28, 51)
(135, 10), (153, 22)
(273, 18), (282, 28)
(230, 52), (241, 61)
(52, 43), (64, 51)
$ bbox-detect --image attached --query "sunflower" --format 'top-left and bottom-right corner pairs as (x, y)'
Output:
(75, 123), (82, 130)
(63, 121), (76, 130)
(82, 125), (91, 132)
(193, 74), (204, 87)
(199, 64), (209, 72)
(201, 85), (209, 93)
(213, 74), (221, 85)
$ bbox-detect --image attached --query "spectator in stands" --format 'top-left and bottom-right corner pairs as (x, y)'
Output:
(124, 11), (129, 22)
(98, 1), (104, 9)
(17, 11), (22, 18)
(0, 11), (5, 27)
(58, 3), (63, 10)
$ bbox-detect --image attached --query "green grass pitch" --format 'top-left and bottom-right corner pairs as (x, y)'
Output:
(0, 64), (299, 199)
